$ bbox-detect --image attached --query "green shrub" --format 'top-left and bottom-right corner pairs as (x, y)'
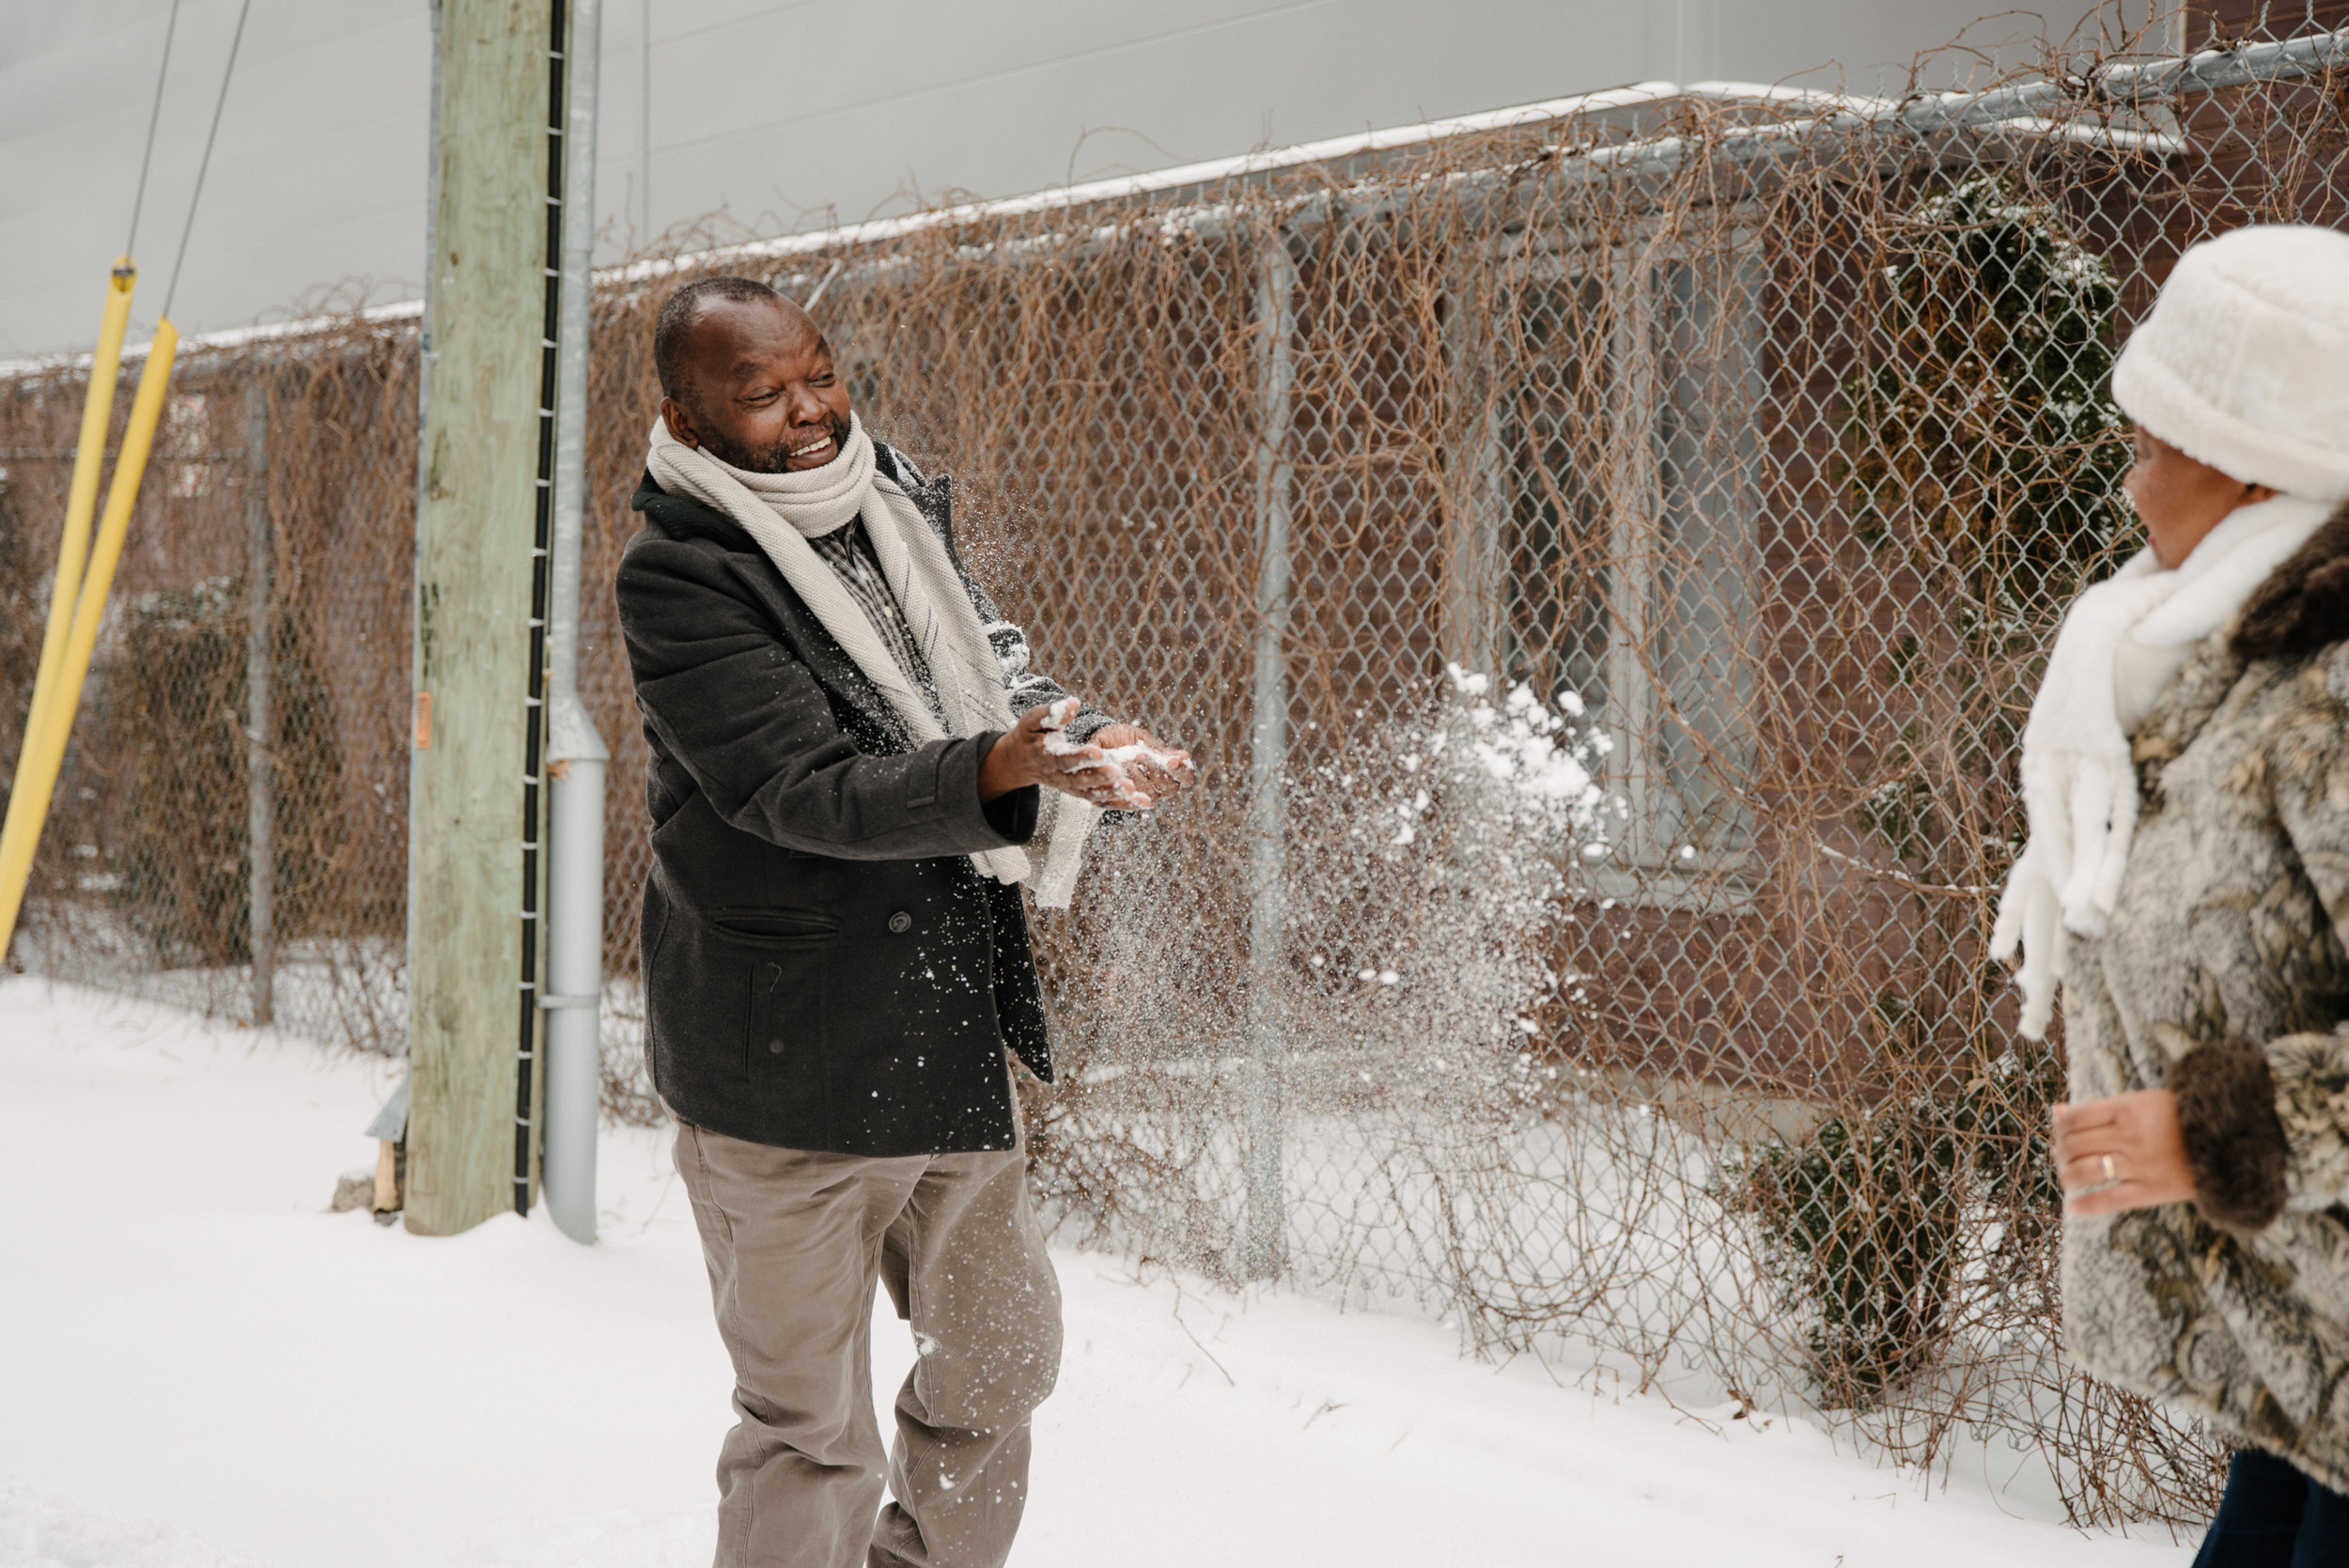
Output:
(1839, 173), (2134, 606)
(1730, 1044), (2063, 1406)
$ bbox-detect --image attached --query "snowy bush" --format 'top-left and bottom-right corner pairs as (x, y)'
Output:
(1720, 1012), (2066, 1406)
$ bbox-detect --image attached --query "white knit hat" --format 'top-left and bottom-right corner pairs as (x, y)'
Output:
(2110, 224), (2349, 503)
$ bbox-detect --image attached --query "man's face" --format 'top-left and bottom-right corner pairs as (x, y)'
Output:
(661, 295), (852, 474)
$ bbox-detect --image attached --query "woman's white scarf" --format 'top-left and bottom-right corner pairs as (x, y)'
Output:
(645, 412), (1099, 906)
(1992, 493), (2333, 1037)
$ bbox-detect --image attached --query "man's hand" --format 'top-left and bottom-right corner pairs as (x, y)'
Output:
(979, 704), (1151, 810)
(2051, 1090), (2196, 1217)
(1087, 722), (1194, 807)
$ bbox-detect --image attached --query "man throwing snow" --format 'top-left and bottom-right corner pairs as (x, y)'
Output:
(615, 276), (1190, 1567)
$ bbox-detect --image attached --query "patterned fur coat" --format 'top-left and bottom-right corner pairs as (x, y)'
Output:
(2061, 500), (2349, 1492)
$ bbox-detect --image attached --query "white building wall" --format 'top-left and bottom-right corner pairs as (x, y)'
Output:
(0, 1), (2166, 358)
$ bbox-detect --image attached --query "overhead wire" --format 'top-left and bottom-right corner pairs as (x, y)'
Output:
(125, 0), (185, 262)
(163, 0), (255, 321)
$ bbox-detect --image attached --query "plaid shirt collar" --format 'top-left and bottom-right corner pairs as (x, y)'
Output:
(806, 515), (946, 729)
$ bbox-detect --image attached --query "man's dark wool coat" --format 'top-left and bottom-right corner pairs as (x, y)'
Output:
(615, 442), (1105, 1157)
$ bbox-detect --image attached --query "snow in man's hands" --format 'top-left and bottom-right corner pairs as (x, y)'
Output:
(1036, 693), (1180, 799)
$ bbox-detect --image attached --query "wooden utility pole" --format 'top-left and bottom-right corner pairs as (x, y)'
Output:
(406, 0), (564, 1235)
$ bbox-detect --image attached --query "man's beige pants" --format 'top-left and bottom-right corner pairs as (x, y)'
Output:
(674, 1095), (1061, 1568)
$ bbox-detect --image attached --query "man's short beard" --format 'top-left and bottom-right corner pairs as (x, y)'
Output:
(698, 408), (850, 474)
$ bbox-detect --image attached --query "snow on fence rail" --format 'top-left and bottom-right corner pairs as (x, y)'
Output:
(4, 9), (2346, 1529)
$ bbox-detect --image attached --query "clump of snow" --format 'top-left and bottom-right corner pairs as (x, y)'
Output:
(1034, 665), (1626, 1288)
(1035, 698), (1186, 807)
(1275, 662), (1615, 1105)
(1092, 739), (1185, 772)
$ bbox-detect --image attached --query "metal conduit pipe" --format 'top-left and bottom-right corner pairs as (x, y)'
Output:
(542, 0), (609, 1246)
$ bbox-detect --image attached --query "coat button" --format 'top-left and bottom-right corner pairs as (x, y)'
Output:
(888, 911), (912, 934)
(767, 1039), (785, 1055)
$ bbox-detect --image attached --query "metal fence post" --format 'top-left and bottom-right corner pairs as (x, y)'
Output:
(1243, 228), (1296, 1281)
(243, 378), (273, 1028)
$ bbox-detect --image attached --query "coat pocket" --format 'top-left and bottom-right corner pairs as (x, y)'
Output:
(716, 908), (834, 1111)
(711, 907), (840, 949)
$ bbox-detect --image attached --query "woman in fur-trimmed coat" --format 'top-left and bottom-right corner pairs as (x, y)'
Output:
(1995, 225), (2349, 1562)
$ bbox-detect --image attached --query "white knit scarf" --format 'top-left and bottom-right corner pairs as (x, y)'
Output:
(1992, 492), (2333, 1038)
(645, 412), (1099, 906)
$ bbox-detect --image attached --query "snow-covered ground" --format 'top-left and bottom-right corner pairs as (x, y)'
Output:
(0, 978), (2195, 1568)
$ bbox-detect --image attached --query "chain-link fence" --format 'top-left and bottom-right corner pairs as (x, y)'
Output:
(6, 5), (2347, 1529)
(1, 334), (419, 1048)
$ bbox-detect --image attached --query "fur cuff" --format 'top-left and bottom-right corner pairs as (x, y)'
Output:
(2170, 1042), (2291, 1234)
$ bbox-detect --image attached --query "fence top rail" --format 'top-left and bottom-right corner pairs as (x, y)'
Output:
(0, 298), (423, 383)
(597, 22), (2349, 280)
(2, 23), (2341, 384)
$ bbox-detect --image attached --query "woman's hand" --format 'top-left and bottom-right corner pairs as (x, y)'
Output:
(2051, 1090), (2197, 1217)
(978, 704), (1151, 810)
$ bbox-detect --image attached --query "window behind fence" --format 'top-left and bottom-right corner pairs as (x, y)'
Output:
(1501, 252), (1762, 893)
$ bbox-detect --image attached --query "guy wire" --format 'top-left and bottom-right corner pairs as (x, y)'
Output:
(162, 0), (254, 322)
(125, 0), (186, 262)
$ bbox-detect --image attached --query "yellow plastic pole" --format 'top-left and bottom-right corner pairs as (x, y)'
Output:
(24, 262), (138, 750)
(0, 264), (137, 942)
(0, 318), (179, 962)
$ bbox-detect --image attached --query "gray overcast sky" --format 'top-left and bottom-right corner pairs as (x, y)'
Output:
(0, 0), (2167, 358)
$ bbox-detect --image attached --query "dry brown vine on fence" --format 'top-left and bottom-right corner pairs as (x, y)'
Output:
(5, 12), (2345, 1528)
